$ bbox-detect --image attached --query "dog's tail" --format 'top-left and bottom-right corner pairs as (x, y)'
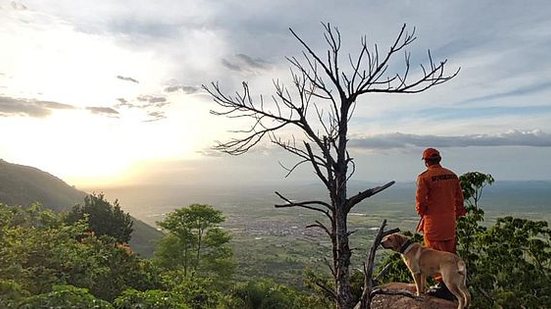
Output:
(457, 260), (467, 282)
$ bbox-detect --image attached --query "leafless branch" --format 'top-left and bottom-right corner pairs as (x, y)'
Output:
(274, 191), (333, 214)
(357, 220), (400, 309)
(316, 280), (337, 301)
(347, 181), (395, 212)
(306, 220), (332, 237)
(369, 288), (418, 299)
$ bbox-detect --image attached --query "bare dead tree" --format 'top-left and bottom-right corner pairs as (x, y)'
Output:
(203, 23), (459, 309)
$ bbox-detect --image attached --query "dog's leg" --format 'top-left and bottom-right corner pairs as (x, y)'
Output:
(443, 277), (464, 309)
(458, 275), (471, 308)
(412, 272), (423, 297)
(462, 287), (471, 308)
(458, 261), (471, 307)
(418, 274), (426, 294)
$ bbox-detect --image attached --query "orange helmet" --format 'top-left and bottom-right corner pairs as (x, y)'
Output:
(422, 148), (441, 160)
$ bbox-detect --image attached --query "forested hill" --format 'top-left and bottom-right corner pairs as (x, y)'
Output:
(0, 159), (162, 256)
(0, 159), (86, 211)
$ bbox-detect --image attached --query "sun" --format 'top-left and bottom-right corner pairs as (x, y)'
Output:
(1, 100), (216, 187)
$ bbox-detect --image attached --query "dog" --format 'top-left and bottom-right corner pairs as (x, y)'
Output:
(380, 233), (471, 309)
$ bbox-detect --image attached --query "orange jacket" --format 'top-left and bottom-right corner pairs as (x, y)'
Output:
(416, 164), (466, 241)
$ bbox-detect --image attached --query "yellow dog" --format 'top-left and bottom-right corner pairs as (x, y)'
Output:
(381, 233), (471, 309)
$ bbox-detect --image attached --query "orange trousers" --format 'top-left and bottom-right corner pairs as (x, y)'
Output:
(424, 238), (457, 282)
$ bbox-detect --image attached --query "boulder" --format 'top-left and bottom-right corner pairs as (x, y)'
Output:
(370, 282), (457, 309)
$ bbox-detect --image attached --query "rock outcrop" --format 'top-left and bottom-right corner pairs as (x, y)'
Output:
(370, 282), (457, 309)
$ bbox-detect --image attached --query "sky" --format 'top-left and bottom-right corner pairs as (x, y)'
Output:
(1, 0), (551, 188)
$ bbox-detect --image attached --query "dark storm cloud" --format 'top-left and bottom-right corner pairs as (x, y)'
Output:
(349, 130), (551, 150)
(116, 75), (139, 84)
(0, 96), (75, 117)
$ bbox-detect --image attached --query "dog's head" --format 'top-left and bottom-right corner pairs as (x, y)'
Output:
(380, 233), (410, 252)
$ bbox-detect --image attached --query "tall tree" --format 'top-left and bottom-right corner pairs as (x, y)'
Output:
(66, 193), (134, 243)
(155, 204), (233, 279)
(204, 23), (458, 308)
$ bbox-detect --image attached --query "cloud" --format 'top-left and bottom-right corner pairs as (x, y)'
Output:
(112, 94), (171, 122)
(137, 95), (166, 104)
(222, 53), (271, 73)
(164, 85), (199, 94)
(143, 111), (166, 122)
(459, 81), (551, 106)
(10, 1), (27, 10)
(136, 95), (170, 108)
(349, 130), (551, 149)
(0, 96), (75, 117)
(86, 106), (119, 117)
(116, 75), (139, 84)
(114, 98), (134, 108)
(115, 95), (170, 109)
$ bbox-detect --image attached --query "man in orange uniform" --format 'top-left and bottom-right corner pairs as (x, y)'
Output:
(416, 147), (466, 300)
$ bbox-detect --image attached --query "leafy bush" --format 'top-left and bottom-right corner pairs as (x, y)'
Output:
(0, 203), (162, 302)
(222, 279), (327, 309)
(0, 279), (30, 308)
(66, 193), (133, 243)
(169, 275), (223, 309)
(113, 289), (189, 309)
(18, 285), (112, 309)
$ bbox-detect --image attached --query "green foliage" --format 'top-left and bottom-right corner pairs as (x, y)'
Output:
(0, 159), (161, 257)
(221, 279), (327, 309)
(303, 267), (334, 304)
(0, 203), (162, 302)
(155, 204), (234, 279)
(18, 285), (113, 309)
(0, 279), (30, 308)
(66, 193), (134, 243)
(113, 289), (189, 309)
(470, 217), (551, 308)
(456, 172), (493, 285)
(459, 172), (494, 208)
(171, 276), (223, 309)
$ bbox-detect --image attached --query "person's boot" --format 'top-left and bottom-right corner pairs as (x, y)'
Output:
(426, 282), (455, 301)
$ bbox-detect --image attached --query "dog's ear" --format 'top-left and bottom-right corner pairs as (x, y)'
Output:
(393, 234), (407, 248)
(383, 233), (399, 250)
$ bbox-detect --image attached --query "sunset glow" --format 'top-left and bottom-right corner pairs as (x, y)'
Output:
(2, 1), (551, 187)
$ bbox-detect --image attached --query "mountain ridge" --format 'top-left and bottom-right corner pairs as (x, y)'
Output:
(0, 159), (161, 256)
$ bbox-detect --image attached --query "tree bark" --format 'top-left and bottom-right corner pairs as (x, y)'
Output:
(335, 202), (354, 308)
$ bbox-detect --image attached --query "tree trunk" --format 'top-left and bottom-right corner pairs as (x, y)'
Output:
(335, 202), (354, 308)
(334, 103), (355, 308)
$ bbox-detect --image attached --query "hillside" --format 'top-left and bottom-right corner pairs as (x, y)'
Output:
(0, 159), (162, 257)
(0, 159), (86, 211)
